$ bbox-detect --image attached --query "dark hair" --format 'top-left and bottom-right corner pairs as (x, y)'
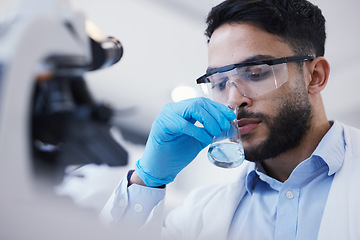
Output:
(205, 0), (326, 57)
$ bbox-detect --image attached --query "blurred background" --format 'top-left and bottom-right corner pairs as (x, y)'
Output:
(0, 0), (359, 237)
(58, 0), (360, 208)
(74, 0), (360, 141)
(2, 0), (359, 142)
(71, 0), (360, 208)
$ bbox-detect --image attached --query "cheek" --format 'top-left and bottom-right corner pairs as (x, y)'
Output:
(260, 79), (302, 114)
(251, 91), (284, 118)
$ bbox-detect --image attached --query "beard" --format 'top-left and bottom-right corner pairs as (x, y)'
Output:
(240, 82), (312, 162)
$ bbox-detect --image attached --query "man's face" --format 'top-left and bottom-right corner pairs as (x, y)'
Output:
(208, 23), (312, 161)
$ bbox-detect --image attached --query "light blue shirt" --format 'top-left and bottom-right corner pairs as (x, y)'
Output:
(227, 121), (345, 240)
(113, 121), (345, 239)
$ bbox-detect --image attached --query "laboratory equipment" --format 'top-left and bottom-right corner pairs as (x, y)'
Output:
(0, 0), (130, 239)
(207, 107), (245, 168)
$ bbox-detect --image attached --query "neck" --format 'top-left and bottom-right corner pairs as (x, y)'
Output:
(261, 119), (331, 182)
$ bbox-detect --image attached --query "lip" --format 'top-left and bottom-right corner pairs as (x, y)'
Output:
(237, 118), (261, 135)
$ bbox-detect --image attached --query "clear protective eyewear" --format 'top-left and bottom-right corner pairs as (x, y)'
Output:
(196, 55), (314, 101)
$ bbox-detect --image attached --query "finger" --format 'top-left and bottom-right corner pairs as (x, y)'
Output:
(162, 100), (222, 137)
(206, 98), (236, 121)
(185, 103), (225, 137)
(156, 110), (214, 144)
(185, 98), (235, 134)
(201, 98), (236, 130)
(177, 116), (214, 145)
(163, 98), (234, 138)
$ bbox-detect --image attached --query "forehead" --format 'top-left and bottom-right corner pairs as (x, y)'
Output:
(208, 23), (294, 68)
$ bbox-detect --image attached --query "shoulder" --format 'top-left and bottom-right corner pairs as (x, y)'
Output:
(341, 122), (360, 157)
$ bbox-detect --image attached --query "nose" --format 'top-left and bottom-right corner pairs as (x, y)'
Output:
(225, 81), (252, 109)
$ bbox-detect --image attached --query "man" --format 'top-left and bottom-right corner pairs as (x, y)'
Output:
(103, 0), (360, 239)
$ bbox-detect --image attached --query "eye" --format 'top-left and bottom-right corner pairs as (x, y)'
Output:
(211, 77), (228, 91)
(243, 65), (272, 82)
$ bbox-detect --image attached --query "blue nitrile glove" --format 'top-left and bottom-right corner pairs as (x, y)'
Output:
(135, 97), (236, 187)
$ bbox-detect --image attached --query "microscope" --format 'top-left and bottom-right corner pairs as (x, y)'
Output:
(0, 0), (129, 238)
(0, 0), (128, 185)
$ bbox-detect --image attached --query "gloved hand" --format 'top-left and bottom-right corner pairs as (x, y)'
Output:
(135, 97), (236, 187)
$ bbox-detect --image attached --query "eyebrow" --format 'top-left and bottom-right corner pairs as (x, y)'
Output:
(206, 54), (275, 74)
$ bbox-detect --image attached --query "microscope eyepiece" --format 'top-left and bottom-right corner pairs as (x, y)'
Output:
(88, 36), (123, 71)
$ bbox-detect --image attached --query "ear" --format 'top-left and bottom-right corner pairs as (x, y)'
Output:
(307, 57), (330, 94)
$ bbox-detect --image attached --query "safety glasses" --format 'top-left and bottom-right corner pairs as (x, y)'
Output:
(196, 55), (314, 101)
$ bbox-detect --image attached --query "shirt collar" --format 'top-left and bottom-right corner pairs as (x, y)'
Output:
(312, 121), (345, 176)
(245, 162), (258, 194)
(245, 121), (345, 194)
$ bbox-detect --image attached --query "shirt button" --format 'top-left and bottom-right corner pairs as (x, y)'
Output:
(134, 204), (143, 212)
(286, 191), (294, 199)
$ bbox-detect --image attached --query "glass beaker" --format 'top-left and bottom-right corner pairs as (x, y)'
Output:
(207, 108), (245, 168)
